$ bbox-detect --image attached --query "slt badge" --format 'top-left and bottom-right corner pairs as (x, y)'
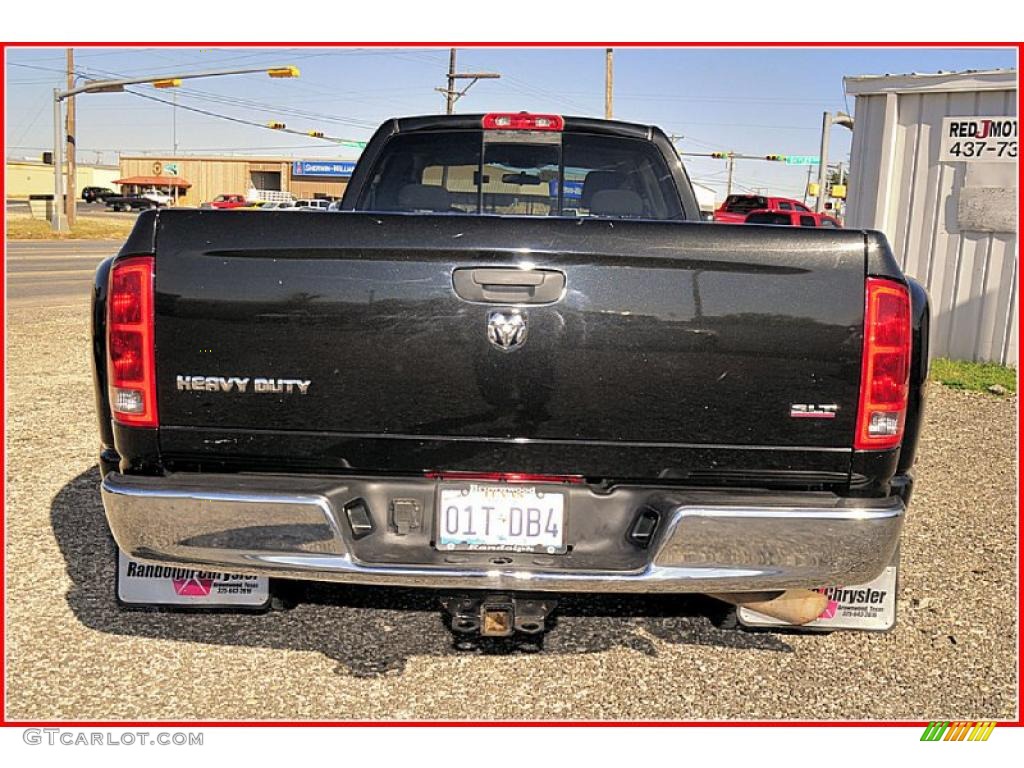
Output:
(487, 310), (527, 351)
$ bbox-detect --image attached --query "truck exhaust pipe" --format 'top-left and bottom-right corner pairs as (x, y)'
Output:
(708, 589), (828, 626)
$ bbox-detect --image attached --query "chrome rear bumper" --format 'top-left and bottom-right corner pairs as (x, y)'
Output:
(101, 472), (905, 594)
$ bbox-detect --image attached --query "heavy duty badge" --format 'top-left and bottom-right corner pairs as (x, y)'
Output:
(176, 375), (311, 394)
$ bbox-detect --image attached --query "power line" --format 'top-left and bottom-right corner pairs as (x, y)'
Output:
(70, 60), (379, 129)
(123, 89), (367, 147)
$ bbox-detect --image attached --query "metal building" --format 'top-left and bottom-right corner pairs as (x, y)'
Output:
(845, 69), (1018, 364)
(117, 156), (356, 207)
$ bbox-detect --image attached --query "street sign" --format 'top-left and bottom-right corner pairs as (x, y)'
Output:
(785, 155), (820, 166)
(291, 160), (357, 177)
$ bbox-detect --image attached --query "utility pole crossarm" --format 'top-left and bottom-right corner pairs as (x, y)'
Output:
(441, 48), (500, 115)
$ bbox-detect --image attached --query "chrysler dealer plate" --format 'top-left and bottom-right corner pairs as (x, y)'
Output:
(436, 483), (566, 553)
(738, 565), (898, 632)
(117, 549), (270, 607)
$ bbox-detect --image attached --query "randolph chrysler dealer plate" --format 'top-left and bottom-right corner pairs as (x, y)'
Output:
(436, 483), (567, 554)
(738, 564), (898, 632)
(116, 549), (270, 608)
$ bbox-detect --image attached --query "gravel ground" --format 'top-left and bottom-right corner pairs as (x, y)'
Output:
(4, 302), (1018, 721)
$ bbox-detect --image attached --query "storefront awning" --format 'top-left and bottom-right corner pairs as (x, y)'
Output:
(115, 176), (192, 188)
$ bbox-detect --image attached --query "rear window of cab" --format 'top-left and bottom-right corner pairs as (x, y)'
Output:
(354, 130), (684, 221)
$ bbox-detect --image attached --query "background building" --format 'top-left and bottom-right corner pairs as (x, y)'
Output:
(117, 156), (356, 206)
(5, 159), (120, 199)
(845, 69), (1017, 364)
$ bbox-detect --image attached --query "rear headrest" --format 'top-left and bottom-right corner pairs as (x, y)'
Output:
(396, 183), (452, 212)
(581, 170), (626, 208)
(590, 189), (644, 218)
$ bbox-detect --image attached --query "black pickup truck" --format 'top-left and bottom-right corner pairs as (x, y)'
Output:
(92, 112), (928, 635)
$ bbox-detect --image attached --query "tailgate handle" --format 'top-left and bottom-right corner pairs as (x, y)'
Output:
(453, 268), (565, 304)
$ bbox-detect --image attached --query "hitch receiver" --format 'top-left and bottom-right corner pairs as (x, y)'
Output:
(441, 594), (558, 637)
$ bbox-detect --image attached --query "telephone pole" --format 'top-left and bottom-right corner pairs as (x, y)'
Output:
(604, 48), (613, 119)
(65, 48), (76, 226)
(172, 90), (178, 154)
(436, 48), (500, 114)
(445, 48), (457, 114)
(726, 154), (735, 196)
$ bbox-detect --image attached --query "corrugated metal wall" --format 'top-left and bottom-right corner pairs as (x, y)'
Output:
(846, 85), (1018, 365)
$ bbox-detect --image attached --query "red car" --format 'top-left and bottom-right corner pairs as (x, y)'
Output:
(714, 194), (814, 223)
(744, 210), (842, 228)
(209, 194), (248, 209)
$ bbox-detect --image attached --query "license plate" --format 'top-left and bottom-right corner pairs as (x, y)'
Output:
(436, 483), (566, 553)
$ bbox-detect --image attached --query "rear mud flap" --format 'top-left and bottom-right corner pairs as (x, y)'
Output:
(116, 549), (270, 611)
(738, 552), (899, 632)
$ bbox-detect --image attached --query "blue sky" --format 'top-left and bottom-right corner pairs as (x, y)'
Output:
(5, 46), (1016, 200)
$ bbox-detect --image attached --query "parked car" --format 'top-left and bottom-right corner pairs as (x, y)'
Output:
(744, 210), (842, 227)
(714, 194), (814, 223)
(104, 195), (166, 212)
(82, 186), (116, 203)
(209, 194), (248, 209)
(93, 112), (928, 638)
(139, 188), (174, 207)
(260, 200), (298, 210)
(295, 198), (331, 211)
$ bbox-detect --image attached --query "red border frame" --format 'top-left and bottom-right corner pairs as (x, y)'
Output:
(1, 40), (1021, 729)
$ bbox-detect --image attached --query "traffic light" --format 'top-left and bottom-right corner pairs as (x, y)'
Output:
(267, 66), (300, 78)
(307, 130), (325, 139)
(710, 152), (730, 159)
(42, 151), (53, 165)
(152, 78), (182, 89)
(267, 121), (287, 130)
(765, 154), (786, 161)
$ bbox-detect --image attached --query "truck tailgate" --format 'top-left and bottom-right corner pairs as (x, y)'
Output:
(152, 210), (866, 481)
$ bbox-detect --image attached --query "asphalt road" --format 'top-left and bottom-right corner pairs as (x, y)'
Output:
(5, 239), (118, 307)
(3, 262), (1018, 721)
(6, 199), (138, 219)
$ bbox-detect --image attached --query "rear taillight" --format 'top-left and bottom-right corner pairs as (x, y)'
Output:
(482, 112), (564, 131)
(855, 277), (911, 450)
(107, 256), (158, 427)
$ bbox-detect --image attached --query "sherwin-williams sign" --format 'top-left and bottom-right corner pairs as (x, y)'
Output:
(291, 160), (357, 177)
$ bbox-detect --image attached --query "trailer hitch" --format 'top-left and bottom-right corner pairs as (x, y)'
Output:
(440, 594), (558, 643)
